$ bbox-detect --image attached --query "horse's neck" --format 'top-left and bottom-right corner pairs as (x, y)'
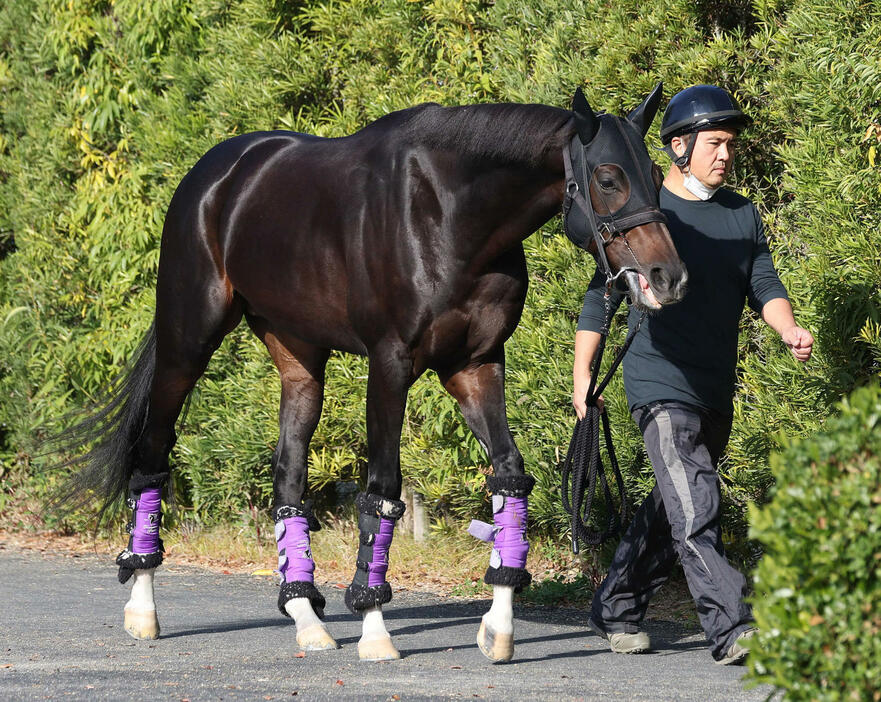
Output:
(456, 153), (566, 257)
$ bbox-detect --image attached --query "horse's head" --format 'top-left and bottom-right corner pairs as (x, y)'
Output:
(563, 84), (687, 310)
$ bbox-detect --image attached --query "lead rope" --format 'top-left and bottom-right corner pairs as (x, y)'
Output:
(560, 291), (646, 553)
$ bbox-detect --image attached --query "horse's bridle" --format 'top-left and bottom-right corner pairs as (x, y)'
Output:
(559, 115), (668, 552)
(562, 116), (668, 292)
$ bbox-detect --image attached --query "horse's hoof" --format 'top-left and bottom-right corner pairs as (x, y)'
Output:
(477, 619), (513, 663)
(358, 636), (400, 662)
(124, 607), (160, 640)
(296, 624), (339, 651)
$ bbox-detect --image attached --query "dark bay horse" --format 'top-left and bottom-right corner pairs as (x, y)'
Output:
(58, 86), (686, 662)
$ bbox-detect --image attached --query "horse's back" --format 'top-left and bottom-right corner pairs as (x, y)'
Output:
(164, 103), (447, 256)
(203, 120), (436, 352)
(155, 103), (544, 358)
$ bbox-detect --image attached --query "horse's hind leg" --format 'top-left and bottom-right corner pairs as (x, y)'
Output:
(249, 322), (337, 651)
(120, 266), (243, 640)
(346, 343), (412, 662)
(439, 354), (534, 663)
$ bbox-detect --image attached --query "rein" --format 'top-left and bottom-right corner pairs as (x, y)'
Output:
(560, 130), (658, 552)
(560, 291), (645, 553)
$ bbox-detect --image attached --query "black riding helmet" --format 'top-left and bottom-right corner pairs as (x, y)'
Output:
(660, 85), (751, 167)
(660, 85), (750, 143)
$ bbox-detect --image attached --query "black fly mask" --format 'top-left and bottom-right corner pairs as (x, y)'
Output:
(562, 85), (667, 293)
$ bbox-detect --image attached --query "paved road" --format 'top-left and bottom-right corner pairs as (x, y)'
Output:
(0, 547), (769, 701)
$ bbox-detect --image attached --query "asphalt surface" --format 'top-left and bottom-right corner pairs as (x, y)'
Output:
(0, 547), (770, 701)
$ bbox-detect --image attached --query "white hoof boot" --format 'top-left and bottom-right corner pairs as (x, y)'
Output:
(477, 616), (513, 662)
(124, 607), (160, 640)
(285, 597), (338, 651)
(477, 585), (514, 662)
(358, 605), (399, 661)
(296, 624), (338, 651)
(358, 636), (400, 662)
(124, 568), (159, 639)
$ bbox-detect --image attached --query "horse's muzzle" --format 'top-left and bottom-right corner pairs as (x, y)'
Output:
(647, 261), (688, 305)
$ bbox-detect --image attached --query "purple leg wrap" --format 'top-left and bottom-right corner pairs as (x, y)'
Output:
(276, 516), (315, 584)
(130, 487), (162, 554)
(116, 487), (165, 584)
(469, 474), (535, 592)
(345, 492), (406, 613)
(367, 517), (396, 588)
(272, 503), (326, 617)
(493, 495), (530, 568)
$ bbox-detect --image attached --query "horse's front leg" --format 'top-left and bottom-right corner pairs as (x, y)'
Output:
(440, 356), (534, 663)
(345, 345), (412, 661)
(264, 337), (337, 651)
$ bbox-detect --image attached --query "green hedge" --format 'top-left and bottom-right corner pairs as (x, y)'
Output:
(0, 0), (879, 544)
(748, 383), (881, 700)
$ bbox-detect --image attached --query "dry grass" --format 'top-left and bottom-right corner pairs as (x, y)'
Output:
(0, 505), (586, 599)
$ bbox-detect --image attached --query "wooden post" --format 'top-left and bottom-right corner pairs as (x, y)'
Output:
(400, 484), (414, 536)
(412, 491), (427, 543)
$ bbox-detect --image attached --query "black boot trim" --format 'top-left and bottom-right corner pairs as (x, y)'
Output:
(484, 565), (532, 592)
(116, 545), (164, 584)
(485, 474), (536, 497)
(127, 472), (170, 494)
(356, 492), (406, 520)
(344, 582), (392, 613)
(277, 581), (327, 618)
(272, 501), (321, 531)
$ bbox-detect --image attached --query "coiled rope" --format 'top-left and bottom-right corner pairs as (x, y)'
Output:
(561, 293), (645, 553)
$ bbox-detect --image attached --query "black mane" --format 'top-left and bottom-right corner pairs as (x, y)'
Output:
(365, 102), (574, 167)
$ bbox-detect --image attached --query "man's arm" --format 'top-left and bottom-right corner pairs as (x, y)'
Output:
(573, 266), (624, 418)
(760, 297), (814, 362)
(574, 329), (603, 419)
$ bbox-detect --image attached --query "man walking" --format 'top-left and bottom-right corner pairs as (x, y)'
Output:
(573, 85), (813, 664)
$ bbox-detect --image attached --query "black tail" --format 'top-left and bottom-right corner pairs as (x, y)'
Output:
(49, 323), (157, 522)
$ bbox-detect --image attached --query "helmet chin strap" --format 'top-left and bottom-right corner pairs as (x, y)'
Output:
(664, 133), (698, 169)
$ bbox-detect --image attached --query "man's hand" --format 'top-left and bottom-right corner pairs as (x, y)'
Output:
(573, 374), (604, 419)
(760, 299), (814, 363)
(780, 325), (814, 362)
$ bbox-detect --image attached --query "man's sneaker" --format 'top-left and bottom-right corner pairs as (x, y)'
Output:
(715, 628), (757, 665)
(588, 617), (651, 654)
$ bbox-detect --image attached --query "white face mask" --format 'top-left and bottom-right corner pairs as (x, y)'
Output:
(682, 171), (720, 201)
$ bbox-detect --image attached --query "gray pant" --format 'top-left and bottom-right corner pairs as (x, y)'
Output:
(590, 401), (753, 660)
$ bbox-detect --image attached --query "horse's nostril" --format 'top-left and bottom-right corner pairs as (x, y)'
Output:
(650, 267), (672, 293)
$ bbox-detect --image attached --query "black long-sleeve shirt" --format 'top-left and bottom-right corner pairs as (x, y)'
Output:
(577, 186), (788, 415)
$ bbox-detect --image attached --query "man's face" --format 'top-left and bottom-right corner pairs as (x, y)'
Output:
(673, 128), (738, 187)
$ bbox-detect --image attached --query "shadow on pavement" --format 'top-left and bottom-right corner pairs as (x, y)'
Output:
(160, 617), (290, 639)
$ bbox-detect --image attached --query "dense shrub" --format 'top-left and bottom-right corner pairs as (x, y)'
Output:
(748, 383), (881, 700)
(0, 0), (878, 549)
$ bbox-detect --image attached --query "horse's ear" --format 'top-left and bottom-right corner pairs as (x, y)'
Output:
(627, 82), (663, 137)
(572, 87), (600, 144)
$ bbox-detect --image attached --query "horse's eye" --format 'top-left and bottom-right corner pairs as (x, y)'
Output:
(599, 179), (616, 190)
